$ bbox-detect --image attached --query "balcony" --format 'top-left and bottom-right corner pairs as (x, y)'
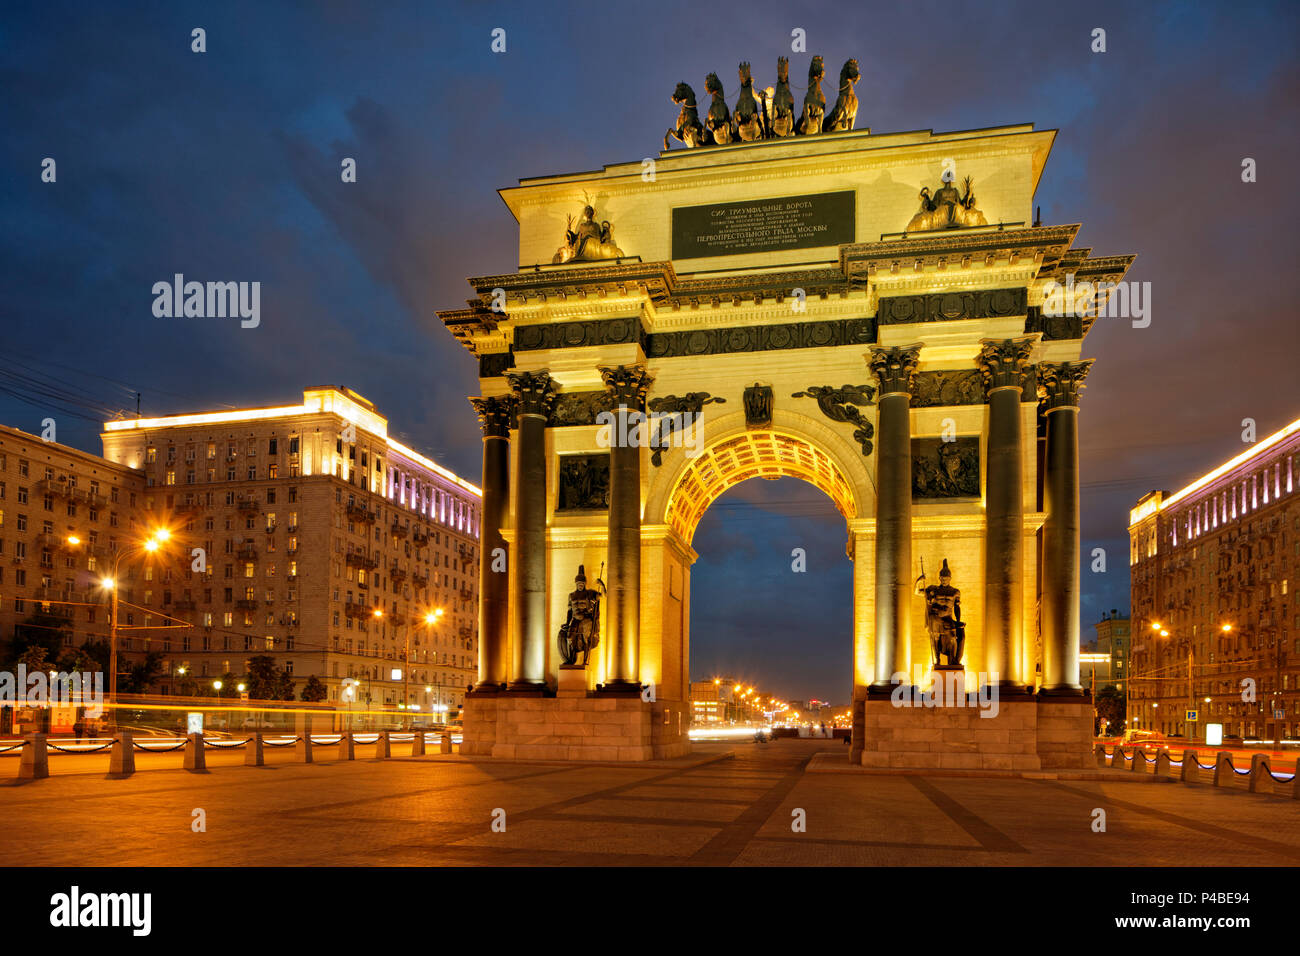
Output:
(73, 488), (108, 509)
(346, 503), (376, 524)
(264, 522), (278, 534)
(412, 528), (430, 545)
(36, 478), (71, 498)
(235, 599), (258, 611)
(412, 572), (429, 588)
(344, 601), (371, 619)
(391, 521), (410, 538)
(389, 562), (408, 582)
(237, 545), (258, 560)
(173, 599), (197, 612)
(236, 497), (261, 514)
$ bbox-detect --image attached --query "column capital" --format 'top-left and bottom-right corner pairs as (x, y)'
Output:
(468, 395), (515, 439)
(866, 344), (923, 396)
(598, 364), (655, 411)
(506, 371), (558, 419)
(977, 336), (1038, 395)
(1037, 360), (1094, 412)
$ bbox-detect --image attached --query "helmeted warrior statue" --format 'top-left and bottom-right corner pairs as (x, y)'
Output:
(557, 564), (605, 666)
(915, 558), (966, 666)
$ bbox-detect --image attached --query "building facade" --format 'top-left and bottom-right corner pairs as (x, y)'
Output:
(80, 386), (482, 717)
(1093, 609), (1130, 692)
(0, 424), (146, 655)
(1128, 418), (1300, 741)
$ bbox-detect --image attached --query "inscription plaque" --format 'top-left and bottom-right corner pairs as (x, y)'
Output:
(672, 191), (855, 259)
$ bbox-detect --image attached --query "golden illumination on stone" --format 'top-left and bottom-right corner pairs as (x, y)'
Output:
(664, 429), (856, 544)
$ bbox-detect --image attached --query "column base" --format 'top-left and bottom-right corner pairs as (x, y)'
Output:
(595, 680), (643, 698)
(867, 681), (911, 699)
(1038, 683), (1086, 697)
(503, 681), (546, 697)
(468, 682), (506, 697)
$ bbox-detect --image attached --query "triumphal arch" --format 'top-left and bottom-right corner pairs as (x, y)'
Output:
(439, 64), (1133, 768)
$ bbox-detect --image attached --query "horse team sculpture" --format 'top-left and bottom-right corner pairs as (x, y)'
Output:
(665, 57), (860, 149)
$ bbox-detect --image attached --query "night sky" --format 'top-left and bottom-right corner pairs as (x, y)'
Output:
(4, 1), (1297, 704)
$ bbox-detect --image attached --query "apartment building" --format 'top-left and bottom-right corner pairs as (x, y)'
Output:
(92, 386), (481, 717)
(0, 424), (147, 651)
(1128, 417), (1300, 741)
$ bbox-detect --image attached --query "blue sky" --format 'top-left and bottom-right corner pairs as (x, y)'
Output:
(3, 0), (1297, 702)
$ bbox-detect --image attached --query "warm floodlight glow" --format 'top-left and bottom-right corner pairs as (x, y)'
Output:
(66, 535), (80, 546)
(213, 680), (223, 691)
(100, 577), (115, 590)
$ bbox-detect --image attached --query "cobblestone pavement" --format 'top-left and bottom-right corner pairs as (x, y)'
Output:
(2, 739), (1297, 866)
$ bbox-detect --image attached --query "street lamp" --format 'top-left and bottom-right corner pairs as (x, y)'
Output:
(414, 608), (445, 727)
(100, 528), (172, 730)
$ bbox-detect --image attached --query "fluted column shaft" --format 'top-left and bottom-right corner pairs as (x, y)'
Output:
(1040, 361), (1092, 694)
(978, 337), (1037, 690)
(469, 396), (513, 692)
(598, 364), (654, 693)
(506, 372), (556, 693)
(867, 345), (922, 690)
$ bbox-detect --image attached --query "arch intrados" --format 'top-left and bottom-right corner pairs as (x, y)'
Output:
(663, 428), (858, 545)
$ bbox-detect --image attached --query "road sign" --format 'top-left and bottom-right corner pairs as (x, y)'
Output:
(1185, 709), (1198, 722)
(1275, 709), (1285, 720)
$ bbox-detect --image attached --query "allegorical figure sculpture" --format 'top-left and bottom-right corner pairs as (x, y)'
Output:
(907, 173), (987, 232)
(556, 564), (605, 667)
(915, 558), (966, 667)
(553, 203), (624, 263)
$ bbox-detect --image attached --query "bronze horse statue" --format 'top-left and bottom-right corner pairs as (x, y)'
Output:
(664, 81), (706, 149)
(796, 56), (825, 135)
(823, 58), (860, 133)
(734, 62), (765, 142)
(703, 71), (733, 145)
(769, 56), (796, 137)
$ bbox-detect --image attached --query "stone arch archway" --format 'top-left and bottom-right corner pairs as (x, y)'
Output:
(636, 409), (876, 727)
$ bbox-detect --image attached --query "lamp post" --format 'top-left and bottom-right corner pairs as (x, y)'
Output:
(100, 528), (171, 731)
(415, 609), (444, 730)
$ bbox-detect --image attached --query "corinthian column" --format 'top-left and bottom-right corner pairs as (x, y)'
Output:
(866, 344), (922, 692)
(468, 395), (514, 693)
(598, 363), (654, 694)
(977, 336), (1038, 691)
(505, 371), (556, 693)
(1038, 361), (1092, 695)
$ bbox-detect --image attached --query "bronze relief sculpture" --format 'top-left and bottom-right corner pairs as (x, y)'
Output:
(790, 384), (877, 456)
(557, 564), (605, 667)
(916, 558), (966, 667)
(743, 383), (774, 428)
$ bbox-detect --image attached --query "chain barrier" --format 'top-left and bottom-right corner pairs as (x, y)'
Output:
(261, 736), (301, 748)
(0, 742), (28, 753)
(133, 740), (188, 753)
(308, 735), (344, 745)
(47, 741), (115, 754)
(204, 739), (251, 749)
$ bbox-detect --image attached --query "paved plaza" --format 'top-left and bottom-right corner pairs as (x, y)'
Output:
(1, 739), (1297, 866)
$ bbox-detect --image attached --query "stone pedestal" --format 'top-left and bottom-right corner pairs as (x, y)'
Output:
(858, 694), (1092, 772)
(461, 696), (690, 761)
(557, 665), (589, 699)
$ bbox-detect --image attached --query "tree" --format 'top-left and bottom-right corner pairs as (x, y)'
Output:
(8, 610), (72, 668)
(1095, 685), (1126, 736)
(300, 675), (328, 702)
(121, 651), (165, 694)
(244, 655), (281, 699)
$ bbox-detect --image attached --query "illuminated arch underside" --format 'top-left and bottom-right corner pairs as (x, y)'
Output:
(664, 429), (857, 545)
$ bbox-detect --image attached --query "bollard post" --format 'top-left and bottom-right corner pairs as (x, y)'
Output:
(1248, 754), (1271, 794)
(374, 731), (390, 759)
(1180, 749), (1197, 783)
(1154, 749), (1171, 776)
(295, 732), (313, 763)
(244, 733), (264, 767)
(338, 732), (355, 761)
(1212, 751), (1231, 788)
(184, 732), (206, 771)
(440, 731), (452, 754)
(411, 730), (425, 757)
(1129, 747), (1144, 772)
(109, 731), (135, 776)
(18, 732), (49, 780)
(1095, 744), (1107, 768)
